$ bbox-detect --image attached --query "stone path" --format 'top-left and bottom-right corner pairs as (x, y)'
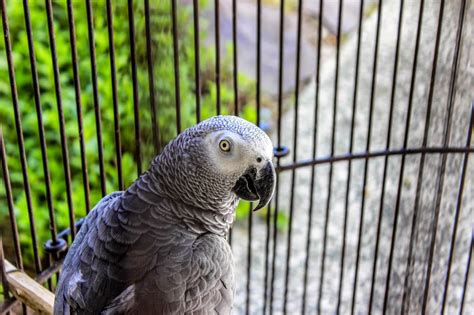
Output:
(231, 0), (473, 314)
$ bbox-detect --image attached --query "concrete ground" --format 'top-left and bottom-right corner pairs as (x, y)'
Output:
(231, 0), (473, 314)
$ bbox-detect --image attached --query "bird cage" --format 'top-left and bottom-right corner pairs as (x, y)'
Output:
(0, 0), (472, 314)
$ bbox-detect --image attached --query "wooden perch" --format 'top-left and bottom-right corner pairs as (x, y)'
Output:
(3, 259), (54, 314)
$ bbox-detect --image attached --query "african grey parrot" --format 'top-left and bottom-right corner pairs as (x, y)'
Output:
(54, 115), (276, 314)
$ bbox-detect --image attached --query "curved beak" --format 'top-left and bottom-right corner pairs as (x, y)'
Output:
(232, 161), (276, 211)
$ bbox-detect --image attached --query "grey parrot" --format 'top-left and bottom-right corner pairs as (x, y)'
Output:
(54, 115), (276, 314)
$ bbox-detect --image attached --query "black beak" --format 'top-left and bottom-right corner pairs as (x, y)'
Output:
(232, 161), (276, 211)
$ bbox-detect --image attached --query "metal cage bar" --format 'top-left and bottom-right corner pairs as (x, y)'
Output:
(368, 0), (403, 311)
(232, 0), (238, 117)
(127, 0), (142, 176)
(352, 1), (382, 311)
(1, 0), (42, 273)
(340, 0), (365, 312)
(0, 130), (22, 271)
(45, 0), (76, 240)
(301, 0), (324, 312)
(0, 1), (472, 314)
(460, 236), (473, 314)
(383, 0), (425, 310)
(106, 0), (124, 190)
(171, 0), (181, 134)
(269, 0), (286, 312)
(85, 0), (107, 196)
(66, 0), (91, 214)
(193, 0), (201, 123)
(214, 0), (221, 115)
(423, 1), (468, 312)
(282, 0), (303, 312)
(318, 0), (343, 312)
(144, 0), (161, 155)
(23, 0), (58, 246)
(401, 0), (446, 312)
(260, 1), (273, 313)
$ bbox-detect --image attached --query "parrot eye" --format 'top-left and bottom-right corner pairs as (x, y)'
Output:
(219, 139), (231, 152)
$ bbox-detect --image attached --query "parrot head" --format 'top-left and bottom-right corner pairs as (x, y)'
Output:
(201, 116), (276, 211)
(157, 115), (276, 212)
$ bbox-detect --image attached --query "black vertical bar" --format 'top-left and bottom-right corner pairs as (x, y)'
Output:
(214, 0), (221, 115)
(269, 177), (280, 315)
(401, 1), (445, 312)
(232, 0), (238, 116)
(269, 0), (285, 312)
(45, 254), (52, 290)
(85, 0), (107, 195)
(228, 0), (238, 246)
(383, 0), (425, 312)
(338, 0), (364, 313)
(422, 1), (466, 312)
(302, 1), (323, 313)
(242, 2), (255, 310)
(67, 0), (90, 213)
(368, 0), (403, 312)
(245, 203), (252, 315)
(0, 129), (23, 270)
(259, 0), (272, 311)
(106, 0), (124, 190)
(23, 0), (58, 245)
(263, 204), (271, 315)
(171, 0), (181, 134)
(319, 0), (343, 312)
(459, 235), (473, 315)
(193, 0), (201, 123)
(127, 0), (142, 176)
(1, 0), (41, 273)
(440, 103), (473, 314)
(283, 0), (303, 313)
(256, 0), (261, 127)
(0, 238), (10, 302)
(276, 0), (285, 150)
(1, 25), (35, 311)
(46, 0), (76, 239)
(144, 0), (161, 154)
(352, 1), (382, 313)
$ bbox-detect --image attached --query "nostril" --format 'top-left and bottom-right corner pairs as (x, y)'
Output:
(256, 157), (262, 163)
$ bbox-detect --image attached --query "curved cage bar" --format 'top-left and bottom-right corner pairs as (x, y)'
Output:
(0, 0), (472, 314)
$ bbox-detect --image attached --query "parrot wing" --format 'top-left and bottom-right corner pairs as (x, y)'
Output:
(55, 186), (234, 314)
(54, 185), (161, 314)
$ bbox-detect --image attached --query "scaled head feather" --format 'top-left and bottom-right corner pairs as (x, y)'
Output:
(152, 115), (276, 213)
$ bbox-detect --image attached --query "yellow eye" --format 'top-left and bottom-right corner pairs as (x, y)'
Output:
(219, 139), (231, 152)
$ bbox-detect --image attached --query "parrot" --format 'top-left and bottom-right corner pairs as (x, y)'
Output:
(54, 115), (276, 314)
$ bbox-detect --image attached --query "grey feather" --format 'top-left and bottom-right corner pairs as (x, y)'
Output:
(54, 116), (274, 314)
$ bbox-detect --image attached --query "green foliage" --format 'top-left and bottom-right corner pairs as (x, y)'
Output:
(0, 0), (258, 268)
